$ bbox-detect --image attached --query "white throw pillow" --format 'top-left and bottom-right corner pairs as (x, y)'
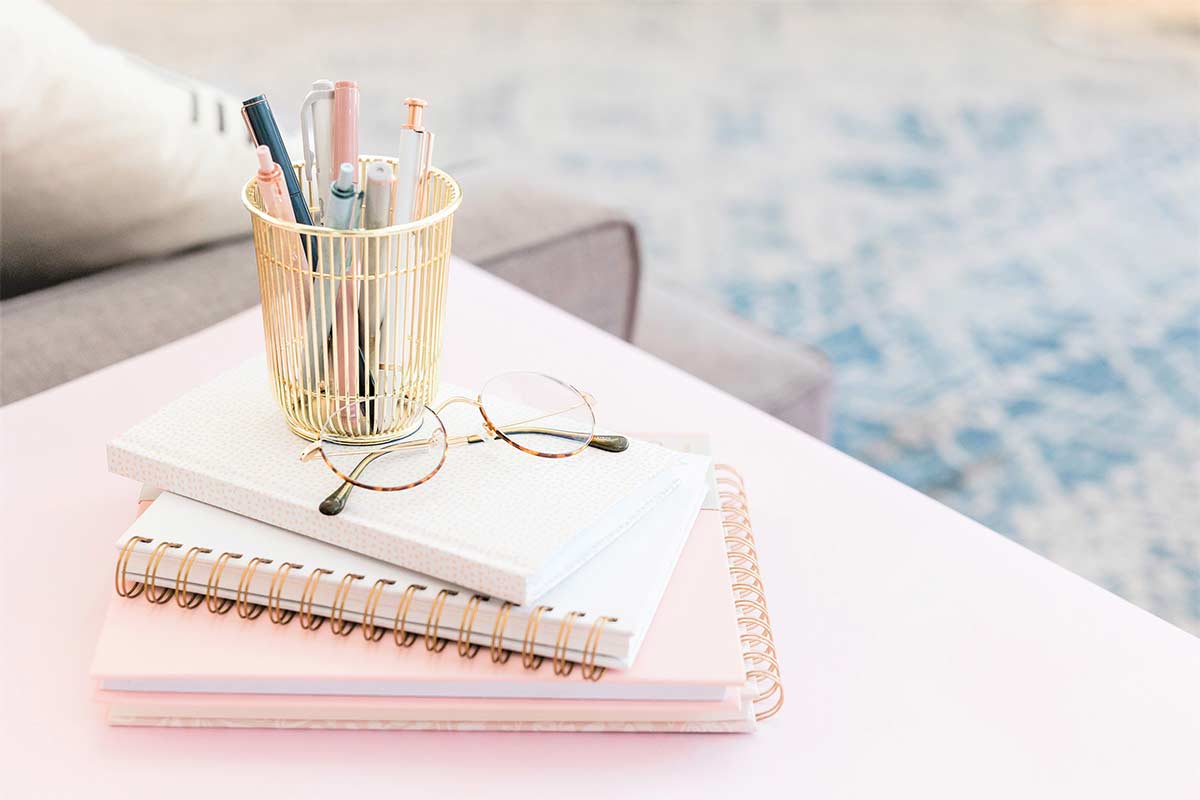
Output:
(0, 1), (261, 296)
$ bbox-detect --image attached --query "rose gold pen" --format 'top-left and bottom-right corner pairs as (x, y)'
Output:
(392, 97), (431, 224)
(376, 98), (434, 428)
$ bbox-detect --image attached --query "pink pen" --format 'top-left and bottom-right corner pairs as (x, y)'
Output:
(255, 144), (296, 223)
(254, 146), (312, 373)
(332, 81), (359, 188)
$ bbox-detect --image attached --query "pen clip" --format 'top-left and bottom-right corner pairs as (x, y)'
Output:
(299, 94), (317, 182)
(240, 105), (257, 146)
(299, 86), (334, 182)
(414, 131), (435, 220)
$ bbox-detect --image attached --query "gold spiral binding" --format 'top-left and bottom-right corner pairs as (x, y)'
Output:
(235, 557), (273, 620)
(725, 547), (759, 573)
(425, 589), (458, 652)
(723, 519), (756, 544)
(740, 632), (779, 662)
(114, 533), (642, 681)
(456, 594), (488, 658)
(720, 482), (746, 496)
(362, 578), (395, 641)
(745, 668), (784, 719)
(205, 552), (243, 614)
(392, 583), (427, 647)
(724, 532), (758, 556)
(490, 601), (514, 663)
(299, 567), (334, 630)
(718, 494), (750, 518)
(717, 465), (746, 484)
(143, 541), (182, 604)
(552, 611), (586, 676)
(174, 546), (212, 609)
(728, 565), (765, 596)
(580, 616), (617, 681)
(737, 616), (772, 640)
(735, 600), (773, 636)
(716, 464), (747, 491)
(724, 527), (757, 547)
(715, 463), (784, 722)
(522, 605), (553, 669)
(115, 536), (152, 598)
(329, 573), (365, 636)
(267, 562), (303, 624)
(718, 483), (749, 502)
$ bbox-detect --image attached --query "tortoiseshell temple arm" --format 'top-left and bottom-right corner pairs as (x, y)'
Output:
(319, 449), (390, 516)
(578, 433), (628, 452)
(317, 431), (631, 516)
(483, 429), (629, 453)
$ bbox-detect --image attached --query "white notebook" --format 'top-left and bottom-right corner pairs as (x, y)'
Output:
(114, 453), (708, 671)
(107, 357), (703, 604)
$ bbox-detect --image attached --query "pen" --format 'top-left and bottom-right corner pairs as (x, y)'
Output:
(254, 146), (316, 389)
(393, 97), (430, 224)
(242, 94), (313, 229)
(376, 99), (433, 428)
(253, 144), (310, 309)
(363, 161), (395, 230)
(310, 165), (370, 423)
(416, 129), (435, 219)
(299, 79), (335, 223)
(242, 93), (318, 269)
(253, 143), (312, 357)
(332, 81), (359, 190)
(325, 164), (359, 230)
(363, 161), (396, 428)
(253, 145), (295, 225)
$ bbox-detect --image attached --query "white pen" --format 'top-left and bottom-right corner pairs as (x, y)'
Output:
(376, 99), (432, 429)
(393, 97), (429, 224)
(299, 79), (335, 223)
(363, 161), (395, 230)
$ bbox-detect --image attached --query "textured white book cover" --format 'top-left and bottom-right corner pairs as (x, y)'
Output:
(107, 358), (690, 603)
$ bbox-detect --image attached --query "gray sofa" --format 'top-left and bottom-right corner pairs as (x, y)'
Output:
(1, 167), (831, 439)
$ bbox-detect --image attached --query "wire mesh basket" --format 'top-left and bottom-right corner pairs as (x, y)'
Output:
(242, 157), (461, 443)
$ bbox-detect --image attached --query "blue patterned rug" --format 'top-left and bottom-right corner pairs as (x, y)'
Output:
(704, 9), (1200, 632)
(499, 4), (1200, 632)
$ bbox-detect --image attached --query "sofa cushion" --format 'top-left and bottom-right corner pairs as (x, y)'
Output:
(1, 238), (259, 405)
(0, 1), (259, 297)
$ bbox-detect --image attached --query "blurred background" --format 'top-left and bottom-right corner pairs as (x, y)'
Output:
(21, 1), (1200, 632)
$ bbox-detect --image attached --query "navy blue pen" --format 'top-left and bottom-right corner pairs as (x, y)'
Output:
(241, 94), (318, 264)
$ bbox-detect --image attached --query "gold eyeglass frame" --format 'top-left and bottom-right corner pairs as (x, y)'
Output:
(299, 373), (629, 515)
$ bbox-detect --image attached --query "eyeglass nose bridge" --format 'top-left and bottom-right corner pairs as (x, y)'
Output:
(434, 395), (500, 439)
(434, 395), (482, 413)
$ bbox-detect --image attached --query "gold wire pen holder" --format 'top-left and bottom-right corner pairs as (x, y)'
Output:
(243, 157), (461, 443)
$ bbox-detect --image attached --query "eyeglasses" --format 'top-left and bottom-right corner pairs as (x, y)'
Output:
(299, 371), (628, 515)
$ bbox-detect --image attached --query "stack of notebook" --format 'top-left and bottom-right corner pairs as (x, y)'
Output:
(92, 358), (782, 731)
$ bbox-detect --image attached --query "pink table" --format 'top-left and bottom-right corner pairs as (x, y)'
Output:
(3, 259), (1198, 798)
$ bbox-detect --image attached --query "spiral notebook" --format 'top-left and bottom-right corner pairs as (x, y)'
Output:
(109, 455), (708, 673)
(107, 356), (702, 604)
(93, 467), (782, 730)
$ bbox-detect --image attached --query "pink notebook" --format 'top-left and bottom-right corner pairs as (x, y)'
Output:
(91, 466), (782, 730)
(99, 688), (757, 732)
